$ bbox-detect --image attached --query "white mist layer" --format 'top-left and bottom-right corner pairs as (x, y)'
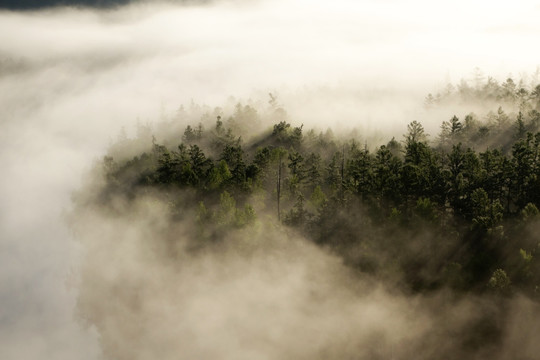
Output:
(1, 0), (540, 359)
(72, 198), (425, 360)
(70, 194), (540, 360)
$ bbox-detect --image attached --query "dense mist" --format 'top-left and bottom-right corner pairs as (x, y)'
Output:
(70, 187), (540, 360)
(2, 0), (540, 359)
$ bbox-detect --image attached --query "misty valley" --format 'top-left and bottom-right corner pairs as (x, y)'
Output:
(5, 0), (540, 359)
(69, 77), (540, 360)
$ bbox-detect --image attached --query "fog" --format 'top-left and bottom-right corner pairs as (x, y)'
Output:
(1, 0), (540, 359)
(67, 185), (540, 360)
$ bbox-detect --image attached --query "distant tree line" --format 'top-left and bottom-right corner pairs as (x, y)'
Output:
(425, 68), (540, 111)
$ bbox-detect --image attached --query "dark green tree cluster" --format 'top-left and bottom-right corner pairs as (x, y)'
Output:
(95, 86), (540, 300)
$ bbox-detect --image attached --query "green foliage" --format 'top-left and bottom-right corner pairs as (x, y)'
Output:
(488, 269), (511, 294)
(405, 120), (427, 145)
(213, 191), (257, 228)
(521, 202), (540, 221)
(310, 185), (327, 209)
(284, 194), (308, 227)
(415, 197), (437, 223)
(98, 87), (540, 296)
(208, 160), (232, 190)
(440, 115), (463, 147)
(235, 204), (257, 227)
(217, 191), (236, 225)
(470, 188), (503, 231)
(519, 248), (533, 281)
(196, 201), (209, 224)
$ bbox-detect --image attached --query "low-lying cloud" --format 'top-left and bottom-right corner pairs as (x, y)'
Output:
(69, 189), (540, 360)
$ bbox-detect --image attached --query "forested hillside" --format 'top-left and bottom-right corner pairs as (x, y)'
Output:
(82, 76), (540, 298)
(5, 0), (540, 357)
(70, 75), (540, 359)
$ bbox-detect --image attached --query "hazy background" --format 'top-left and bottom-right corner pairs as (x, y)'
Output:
(1, 0), (540, 359)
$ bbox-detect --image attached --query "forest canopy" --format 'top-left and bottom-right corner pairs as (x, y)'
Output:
(79, 74), (540, 296)
(73, 74), (540, 359)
